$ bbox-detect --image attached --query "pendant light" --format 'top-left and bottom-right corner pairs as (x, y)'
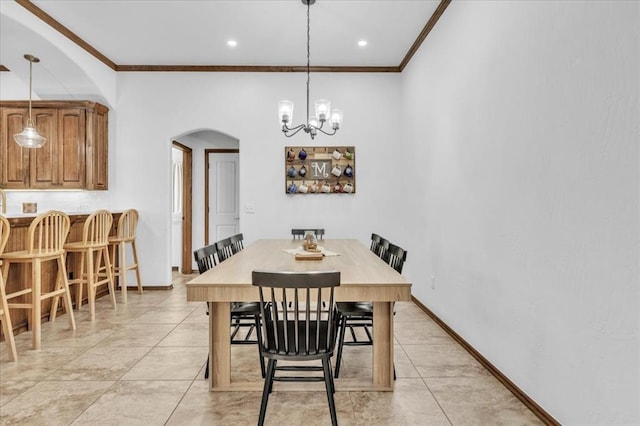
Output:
(278, 0), (343, 139)
(13, 54), (46, 148)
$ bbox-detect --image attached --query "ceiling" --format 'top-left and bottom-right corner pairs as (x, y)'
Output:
(0, 0), (449, 96)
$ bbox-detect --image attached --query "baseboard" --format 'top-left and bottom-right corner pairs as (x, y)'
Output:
(410, 295), (560, 426)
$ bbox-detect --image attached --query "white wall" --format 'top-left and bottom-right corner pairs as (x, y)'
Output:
(401, 1), (639, 424)
(111, 71), (402, 285)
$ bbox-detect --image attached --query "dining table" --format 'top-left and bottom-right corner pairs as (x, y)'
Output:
(186, 238), (412, 392)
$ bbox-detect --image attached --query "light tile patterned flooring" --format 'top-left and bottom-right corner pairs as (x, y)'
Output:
(0, 273), (543, 425)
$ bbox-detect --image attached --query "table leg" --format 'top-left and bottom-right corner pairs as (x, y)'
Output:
(209, 301), (231, 390)
(372, 301), (394, 390)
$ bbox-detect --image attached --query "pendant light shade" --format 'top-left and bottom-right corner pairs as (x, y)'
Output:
(13, 54), (46, 149)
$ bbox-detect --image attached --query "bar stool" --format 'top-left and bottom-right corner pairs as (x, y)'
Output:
(108, 209), (142, 303)
(1, 210), (76, 350)
(64, 209), (116, 321)
(0, 216), (17, 361)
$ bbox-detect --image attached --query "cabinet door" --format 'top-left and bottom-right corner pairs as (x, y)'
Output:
(86, 106), (108, 189)
(0, 108), (31, 188)
(57, 108), (86, 188)
(29, 109), (58, 188)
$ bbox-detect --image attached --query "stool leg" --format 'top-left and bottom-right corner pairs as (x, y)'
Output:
(103, 246), (117, 308)
(87, 248), (96, 321)
(0, 274), (17, 362)
(76, 251), (85, 310)
(131, 240), (142, 294)
(32, 258), (42, 350)
(58, 254), (76, 331)
(119, 241), (127, 303)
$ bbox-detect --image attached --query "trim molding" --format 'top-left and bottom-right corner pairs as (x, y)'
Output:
(116, 65), (400, 73)
(399, 0), (451, 71)
(411, 295), (560, 426)
(15, 0), (117, 70)
(14, 0), (450, 73)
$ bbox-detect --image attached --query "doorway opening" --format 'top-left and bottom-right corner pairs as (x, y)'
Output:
(172, 141), (193, 274)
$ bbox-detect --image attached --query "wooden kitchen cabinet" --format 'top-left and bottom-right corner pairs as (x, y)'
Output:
(0, 101), (108, 190)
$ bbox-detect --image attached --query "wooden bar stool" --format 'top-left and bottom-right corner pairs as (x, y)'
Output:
(1, 210), (76, 350)
(0, 216), (18, 361)
(108, 209), (142, 303)
(65, 209), (116, 321)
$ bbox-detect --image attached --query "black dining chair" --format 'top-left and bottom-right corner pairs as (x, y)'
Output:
(252, 270), (340, 426)
(230, 233), (244, 254)
(194, 240), (266, 379)
(334, 242), (407, 379)
(370, 233), (382, 254)
(291, 228), (325, 240)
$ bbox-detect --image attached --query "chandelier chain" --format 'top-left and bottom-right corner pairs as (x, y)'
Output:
(306, 1), (310, 126)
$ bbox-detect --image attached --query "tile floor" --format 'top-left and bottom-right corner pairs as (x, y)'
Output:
(0, 273), (543, 425)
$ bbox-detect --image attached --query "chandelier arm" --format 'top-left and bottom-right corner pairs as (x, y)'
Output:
(316, 126), (338, 137)
(282, 123), (307, 138)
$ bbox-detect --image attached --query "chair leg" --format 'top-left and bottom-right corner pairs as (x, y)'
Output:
(87, 249), (96, 321)
(75, 251), (86, 310)
(131, 240), (142, 294)
(32, 258), (42, 350)
(258, 359), (276, 426)
(102, 246), (117, 309)
(322, 358), (338, 426)
(119, 241), (127, 303)
(0, 275), (17, 362)
(204, 354), (210, 379)
(58, 255), (76, 331)
(254, 314), (266, 378)
(334, 314), (347, 378)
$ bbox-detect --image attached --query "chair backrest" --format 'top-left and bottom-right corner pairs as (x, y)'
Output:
(386, 243), (408, 274)
(0, 215), (9, 256)
(214, 237), (234, 262)
(377, 237), (390, 262)
(230, 233), (244, 254)
(252, 270), (340, 358)
(26, 210), (70, 255)
(193, 244), (218, 273)
(291, 228), (325, 240)
(116, 209), (139, 240)
(81, 209), (113, 245)
(370, 233), (382, 254)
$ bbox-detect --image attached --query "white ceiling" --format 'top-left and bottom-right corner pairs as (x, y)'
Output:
(0, 0), (444, 96)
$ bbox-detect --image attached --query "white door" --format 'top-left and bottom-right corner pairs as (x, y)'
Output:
(208, 152), (239, 243)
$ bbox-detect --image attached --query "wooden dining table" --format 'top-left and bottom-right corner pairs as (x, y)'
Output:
(186, 239), (412, 392)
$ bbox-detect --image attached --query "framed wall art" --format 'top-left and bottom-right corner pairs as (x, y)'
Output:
(285, 146), (355, 194)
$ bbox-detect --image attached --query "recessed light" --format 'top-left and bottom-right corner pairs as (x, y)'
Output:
(227, 40), (237, 48)
(357, 40), (367, 47)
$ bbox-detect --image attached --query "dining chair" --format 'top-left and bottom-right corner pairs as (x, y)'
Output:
(370, 233), (382, 254)
(64, 209), (116, 321)
(214, 237), (234, 262)
(377, 237), (390, 262)
(108, 209), (142, 303)
(194, 241), (266, 379)
(334, 242), (407, 378)
(230, 233), (244, 254)
(252, 270), (340, 426)
(0, 216), (17, 361)
(291, 228), (325, 240)
(1, 210), (76, 350)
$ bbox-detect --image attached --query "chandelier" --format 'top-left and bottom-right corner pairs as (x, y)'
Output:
(278, 0), (343, 140)
(13, 54), (46, 148)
